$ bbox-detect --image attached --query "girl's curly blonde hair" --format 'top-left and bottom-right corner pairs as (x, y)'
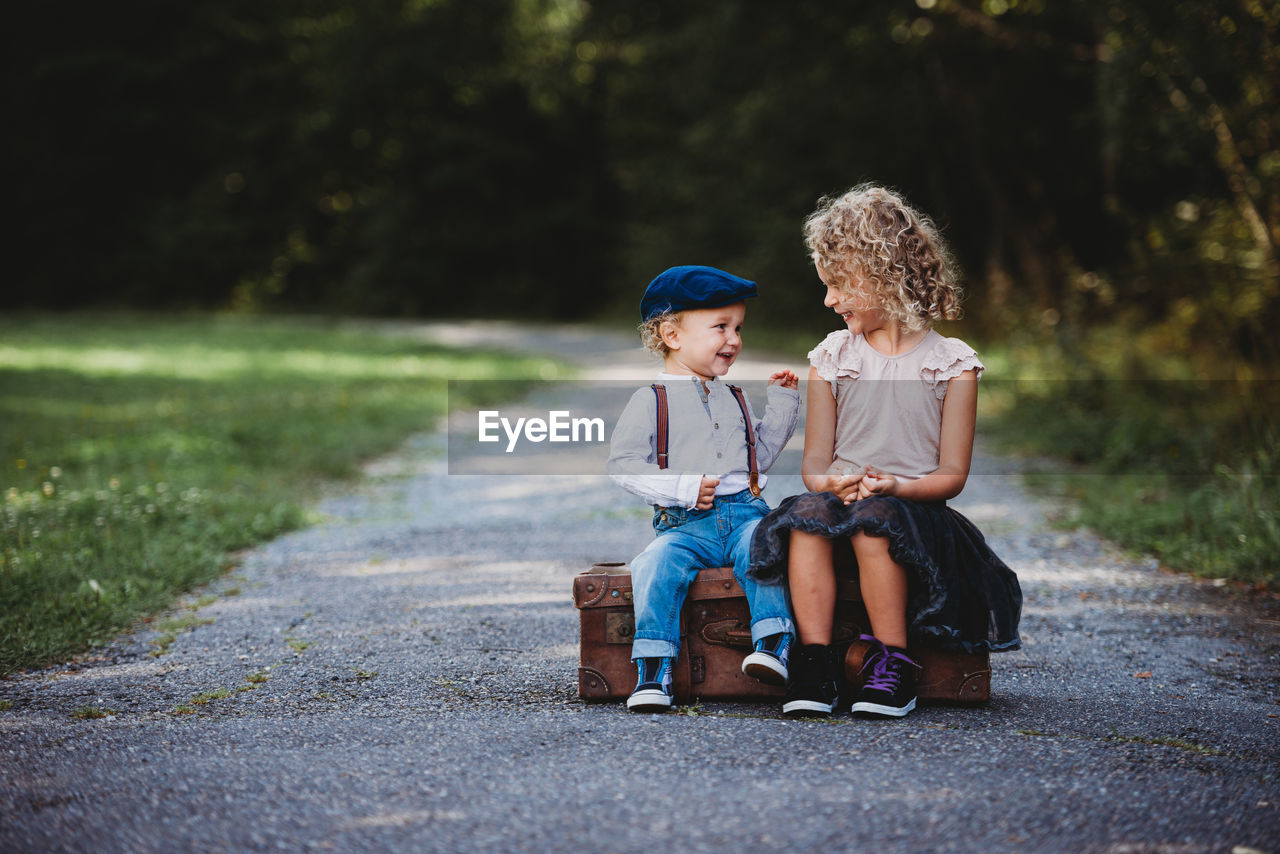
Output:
(804, 184), (962, 331)
(639, 310), (682, 357)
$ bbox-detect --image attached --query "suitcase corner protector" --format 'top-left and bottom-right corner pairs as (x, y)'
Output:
(578, 666), (614, 700)
(954, 670), (992, 704)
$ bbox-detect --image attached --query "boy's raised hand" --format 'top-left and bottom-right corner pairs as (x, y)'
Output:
(696, 476), (720, 510)
(768, 369), (799, 389)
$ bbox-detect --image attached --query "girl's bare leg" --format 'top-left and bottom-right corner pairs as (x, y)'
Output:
(852, 531), (908, 648)
(788, 530), (836, 644)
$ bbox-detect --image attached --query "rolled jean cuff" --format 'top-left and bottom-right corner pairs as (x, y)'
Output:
(750, 617), (793, 645)
(631, 637), (679, 660)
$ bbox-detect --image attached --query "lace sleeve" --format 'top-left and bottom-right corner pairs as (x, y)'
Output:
(807, 330), (861, 392)
(920, 337), (985, 400)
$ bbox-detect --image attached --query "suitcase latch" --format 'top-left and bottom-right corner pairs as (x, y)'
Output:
(605, 612), (635, 644)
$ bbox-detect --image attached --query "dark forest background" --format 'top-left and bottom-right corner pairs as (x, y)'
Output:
(8, 0), (1279, 366)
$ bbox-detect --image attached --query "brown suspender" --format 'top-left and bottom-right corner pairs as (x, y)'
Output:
(650, 383), (760, 497)
(729, 385), (762, 497)
(650, 383), (669, 470)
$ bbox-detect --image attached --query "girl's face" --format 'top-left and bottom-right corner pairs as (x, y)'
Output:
(819, 267), (883, 335)
(661, 302), (746, 380)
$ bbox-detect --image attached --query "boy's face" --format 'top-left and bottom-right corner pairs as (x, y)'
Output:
(660, 302), (746, 380)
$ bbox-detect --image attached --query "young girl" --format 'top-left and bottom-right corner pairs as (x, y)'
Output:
(748, 184), (1022, 718)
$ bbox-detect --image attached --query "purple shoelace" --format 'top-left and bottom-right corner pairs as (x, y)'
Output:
(858, 633), (917, 692)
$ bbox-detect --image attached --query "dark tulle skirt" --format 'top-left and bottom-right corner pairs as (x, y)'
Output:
(748, 491), (1022, 653)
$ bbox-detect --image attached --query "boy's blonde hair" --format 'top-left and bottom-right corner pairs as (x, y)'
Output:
(804, 184), (962, 331)
(639, 310), (682, 357)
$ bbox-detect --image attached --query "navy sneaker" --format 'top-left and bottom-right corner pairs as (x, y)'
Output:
(851, 634), (921, 718)
(742, 631), (791, 686)
(626, 657), (674, 712)
(782, 644), (839, 716)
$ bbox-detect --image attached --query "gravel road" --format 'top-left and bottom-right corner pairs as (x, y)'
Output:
(2, 321), (1277, 853)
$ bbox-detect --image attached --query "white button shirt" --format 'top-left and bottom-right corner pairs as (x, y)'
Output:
(607, 372), (800, 508)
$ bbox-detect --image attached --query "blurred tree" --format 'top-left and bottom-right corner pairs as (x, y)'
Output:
(580, 1), (958, 324)
(223, 0), (617, 318)
(1091, 0), (1279, 363)
(5, 0), (1276, 365)
(917, 0), (1278, 363)
(8, 2), (251, 307)
(7, 0), (615, 318)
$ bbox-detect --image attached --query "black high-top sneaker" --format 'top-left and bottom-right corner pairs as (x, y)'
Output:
(742, 631), (792, 686)
(626, 657), (674, 712)
(782, 644), (838, 716)
(851, 634), (921, 718)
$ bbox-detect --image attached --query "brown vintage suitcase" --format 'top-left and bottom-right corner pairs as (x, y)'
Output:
(574, 562), (990, 705)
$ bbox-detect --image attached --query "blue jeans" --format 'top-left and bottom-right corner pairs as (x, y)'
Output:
(630, 490), (794, 660)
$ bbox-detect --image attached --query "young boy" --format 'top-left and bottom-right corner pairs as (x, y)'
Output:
(607, 265), (801, 712)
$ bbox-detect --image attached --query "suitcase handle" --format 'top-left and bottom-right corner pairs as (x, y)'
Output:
(699, 619), (755, 650)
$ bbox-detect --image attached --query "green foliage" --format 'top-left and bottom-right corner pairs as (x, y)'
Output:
(0, 313), (566, 674)
(981, 334), (1279, 586)
(9, 1), (1277, 367)
(579, 0), (1279, 354)
(7, 1), (1278, 589)
(150, 615), (217, 659)
(188, 688), (233, 705)
(11, 1), (614, 318)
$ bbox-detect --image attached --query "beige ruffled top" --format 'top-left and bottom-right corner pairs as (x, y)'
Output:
(808, 329), (984, 481)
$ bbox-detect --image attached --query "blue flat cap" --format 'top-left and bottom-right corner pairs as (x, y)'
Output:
(640, 265), (757, 321)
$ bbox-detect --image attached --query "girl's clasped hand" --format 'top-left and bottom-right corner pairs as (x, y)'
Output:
(826, 465), (899, 504)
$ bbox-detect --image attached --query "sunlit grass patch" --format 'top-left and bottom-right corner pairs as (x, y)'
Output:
(0, 312), (568, 674)
(978, 334), (1278, 587)
(189, 688), (232, 706)
(149, 614), (217, 658)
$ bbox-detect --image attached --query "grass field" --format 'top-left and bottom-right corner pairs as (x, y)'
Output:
(0, 313), (567, 674)
(4, 313), (1274, 675)
(977, 335), (1278, 589)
